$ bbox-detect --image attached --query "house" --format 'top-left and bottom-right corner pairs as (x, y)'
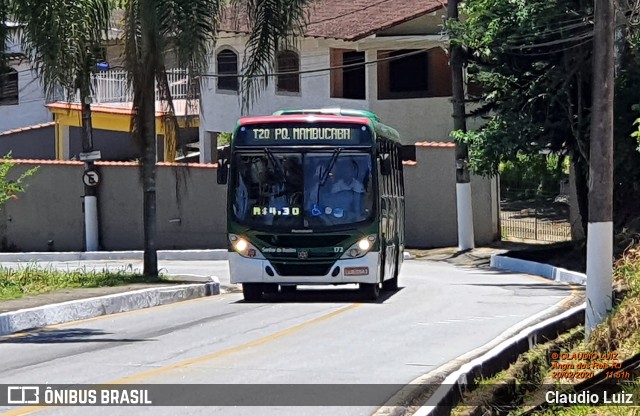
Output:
(198, 0), (479, 162)
(0, 21), (51, 133)
(1, 15), (199, 163)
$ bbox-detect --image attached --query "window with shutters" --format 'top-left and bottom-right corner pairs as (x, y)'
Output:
(0, 68), (18, 105)
(276, 50), (300, 94)
(216, 48), (238, 92)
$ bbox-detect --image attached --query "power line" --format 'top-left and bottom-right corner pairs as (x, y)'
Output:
(504, 29), (594, 50)
(200, 47), (432, 78)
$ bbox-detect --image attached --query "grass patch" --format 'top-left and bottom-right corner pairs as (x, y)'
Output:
(532, 381), (640, 416)
(0, 264), (163, 301)
(450, 327), (584, 415)
(589, 245), (640, 357)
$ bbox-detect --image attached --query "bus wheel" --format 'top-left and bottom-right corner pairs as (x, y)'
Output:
(359, 283), (380, 301)
(243, 283), (263, 302)
(382, 276), (398, 291)
(382, 250), (399, 291)
(280, 285), (297, 294)
(263, 284), (278, 294)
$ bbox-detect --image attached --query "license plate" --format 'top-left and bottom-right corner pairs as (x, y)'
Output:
(344, 267), (369, 276)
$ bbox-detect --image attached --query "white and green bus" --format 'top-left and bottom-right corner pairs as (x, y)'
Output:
(217, 108), (405, 301)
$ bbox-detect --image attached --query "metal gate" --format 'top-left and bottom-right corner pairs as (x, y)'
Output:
(500, 207), (571, 242)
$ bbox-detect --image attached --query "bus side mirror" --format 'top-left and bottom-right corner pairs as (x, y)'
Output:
(380, 153), (392, 176)
(217, 159), (229, 184)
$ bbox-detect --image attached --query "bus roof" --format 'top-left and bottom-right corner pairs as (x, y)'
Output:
(272, 108), (380, 121)
(238, 114), (372, 126)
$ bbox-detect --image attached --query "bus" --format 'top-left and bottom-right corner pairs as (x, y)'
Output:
(217, 108), (405, 301)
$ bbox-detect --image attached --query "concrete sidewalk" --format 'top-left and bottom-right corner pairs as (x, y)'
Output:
(0, 252), (223, 336)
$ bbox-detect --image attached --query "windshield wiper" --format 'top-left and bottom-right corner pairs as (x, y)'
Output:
(319, 148), (342, 185)
(264, 148), (285, 178)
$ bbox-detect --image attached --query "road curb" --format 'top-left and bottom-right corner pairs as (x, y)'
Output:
(413, 304), (586, 416)
(0, 277), (220, 337)
(398, 254), (586, 416)
(0, 249), (229, 262)
(490, 254), (586, 285)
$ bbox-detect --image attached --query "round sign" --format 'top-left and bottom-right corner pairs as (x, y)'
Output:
(83, 170), (100, 187)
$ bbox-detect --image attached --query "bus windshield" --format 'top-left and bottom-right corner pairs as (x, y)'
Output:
(232, 151), (374, 230)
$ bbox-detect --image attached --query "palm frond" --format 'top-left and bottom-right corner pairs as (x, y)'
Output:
(1, 0), (12, 70)
(236, 0), (310, 113)
(155, 0), (222, 159)
(12, 0), (111, 101)
(155, 65), (180, 162)
(158, 0), (221, 77)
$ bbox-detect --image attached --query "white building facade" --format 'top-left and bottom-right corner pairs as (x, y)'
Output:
(0, 26), (50, 133)
(198, 2), (472, 162)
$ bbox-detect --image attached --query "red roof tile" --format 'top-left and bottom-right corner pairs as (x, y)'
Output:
(0, 122), (55, 137)
(415, 141), (455, 148)
(2, 159), (218, 169)
(221, 0), (446, 41)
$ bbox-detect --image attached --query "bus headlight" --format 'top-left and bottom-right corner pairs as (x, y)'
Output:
(229, 234), (265, 259)
(341, 235), (377, 259)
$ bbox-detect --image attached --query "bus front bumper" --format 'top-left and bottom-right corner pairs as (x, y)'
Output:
(228, 252), (380, 285)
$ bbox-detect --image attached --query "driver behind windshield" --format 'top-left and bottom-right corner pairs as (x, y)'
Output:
(309, 157), (368, 225)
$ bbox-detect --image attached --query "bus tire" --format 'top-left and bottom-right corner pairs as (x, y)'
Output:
(382, 243), (400, 291)
(280, 285), (297, 294)
(243, 283), (263, 302)
(263, 284), (278, 294)
(359, 283), (380, 301)
(382, 276), (398, 291)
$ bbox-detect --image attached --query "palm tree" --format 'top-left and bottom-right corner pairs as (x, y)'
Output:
(10, 0), (310, 276)
(12, 0), (110, 147)
(122, 0), (310, 276)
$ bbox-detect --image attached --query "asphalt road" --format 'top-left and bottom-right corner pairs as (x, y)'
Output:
(0, 260), (580, 416)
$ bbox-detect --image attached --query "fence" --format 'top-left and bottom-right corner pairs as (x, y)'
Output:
(54, 69), (194, 104)
(500, 208), (571, 242)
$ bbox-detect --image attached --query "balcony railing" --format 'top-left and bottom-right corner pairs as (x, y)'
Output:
(53, 69), (197, 104)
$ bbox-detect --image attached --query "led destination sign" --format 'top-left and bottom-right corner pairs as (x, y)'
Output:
(235, 123), (372, 146)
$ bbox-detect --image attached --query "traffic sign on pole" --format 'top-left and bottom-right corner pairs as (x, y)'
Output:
(82, 170), (100, 187)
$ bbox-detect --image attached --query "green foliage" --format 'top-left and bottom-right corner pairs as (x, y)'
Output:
(0, 153), (39, 207)
(499, 152), (567, 197)
(612, 48), (640, 226)
(452, 0), (640, 229)
(12, 0), (111, 101)
(450, 0), (593, 178)
(217, 132), (232, 146)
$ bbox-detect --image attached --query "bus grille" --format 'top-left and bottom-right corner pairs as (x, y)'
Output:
(255, 234), (349, 248)
(271, 262), (333, 276)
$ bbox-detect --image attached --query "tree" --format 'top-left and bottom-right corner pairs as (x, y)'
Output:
(1, 0), (10, 70)
(12, 0), (110, 141)
(0, 153), (38, 207)
(121, 0), (310, 276)
(450, 0), (640, 233)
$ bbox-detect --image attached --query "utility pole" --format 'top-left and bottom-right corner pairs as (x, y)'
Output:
(81, 95), (99, 251)
(586, 0), (615, 337)
(79, 58), (100, 252)
(448, 0), (475, 251)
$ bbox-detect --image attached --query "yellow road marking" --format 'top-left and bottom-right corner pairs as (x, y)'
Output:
(1, 303), (361, 416)
(0, 294), (232, 342)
